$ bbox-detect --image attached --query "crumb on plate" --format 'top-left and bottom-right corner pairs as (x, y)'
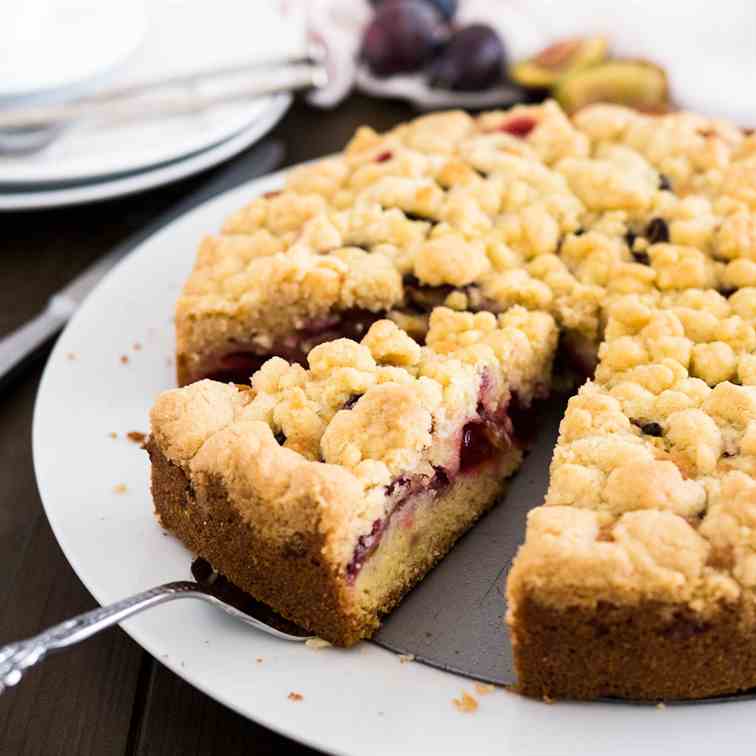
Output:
(113, 483), (128, 494)
(288, 692), (303, 702)
(452, 691), (478, 713)
(305, 637), (331, 649)
(474, 682), (496, 696)
(126, 431), (147, 445)
(120, 355), (129, 364)
(398, 654), (415, 664)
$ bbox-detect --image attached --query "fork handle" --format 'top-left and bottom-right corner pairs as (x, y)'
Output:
(0, 581), (204, 693)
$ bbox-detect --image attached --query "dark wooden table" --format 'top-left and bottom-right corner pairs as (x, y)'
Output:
(0, 94), (414, 756)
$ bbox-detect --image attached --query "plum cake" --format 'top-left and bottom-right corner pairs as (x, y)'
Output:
(150, 309), (556, 645)
(151, 99), (756, 698)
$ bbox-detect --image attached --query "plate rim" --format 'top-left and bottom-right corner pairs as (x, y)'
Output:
(0, 97), (277, 187)
(0, 94), (290, 212)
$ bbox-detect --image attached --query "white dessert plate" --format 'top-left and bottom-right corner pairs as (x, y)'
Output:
(0, 0), (304, 186)
(33, 168), (755, 756)
(0, 95), (289, 212)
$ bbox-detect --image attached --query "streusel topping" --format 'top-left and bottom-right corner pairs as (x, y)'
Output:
(155, 306), (557, 562)
(511, 286), (756, 611)
(242, 308), (555, 474)
(176, 98), (756, 394)
(169, 99), (756, 603)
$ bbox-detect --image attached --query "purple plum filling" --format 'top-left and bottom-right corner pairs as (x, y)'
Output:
(198, 308), (387, 383)
(345, 380), (525, 584)
(346, 466), (450, 582)
(401, 275), (490, 316)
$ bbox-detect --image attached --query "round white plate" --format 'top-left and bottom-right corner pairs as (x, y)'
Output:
(0, 95), (290, 212)
(32, 166), (755, 755)
(0, 0), (305, 186)
(0, 0), (146, 105)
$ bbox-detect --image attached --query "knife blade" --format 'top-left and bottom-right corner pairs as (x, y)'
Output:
(0, 139), (284, 388)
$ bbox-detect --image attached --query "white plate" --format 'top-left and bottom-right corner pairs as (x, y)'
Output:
(0, 95), (290, 212)
(0, 0), (305, 186)
(0, 0), (146, 105)
(32, 166), (755, 755)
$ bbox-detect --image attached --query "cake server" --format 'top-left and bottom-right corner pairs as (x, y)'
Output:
(0, 139), (283, 389)
(0, 563), (313, 694)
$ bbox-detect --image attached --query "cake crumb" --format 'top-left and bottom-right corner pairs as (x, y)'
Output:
(256, 657), (263, 663)
(542, 694), (556, 705)
(120, 355), (129, 364)
(656, 702), (666, 710)
(288, 692), (303, 702)
(305, 637), (331, 649)
(398, 654), (415, 664)
(113, 483), (128, 494)
(66, 352), (77, 361)
(474, 682), (496, 696)
(108, 432), (118, 439)
(452, 691), (478, 713)
(127, 431), (147, 445)
(133, 342), (142, 351)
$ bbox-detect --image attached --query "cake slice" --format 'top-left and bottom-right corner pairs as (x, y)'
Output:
(150, 307), (556, 645)
(507, 291), (756, 700)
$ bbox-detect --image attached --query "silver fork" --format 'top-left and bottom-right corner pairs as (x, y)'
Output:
(0, 576), (313, 693)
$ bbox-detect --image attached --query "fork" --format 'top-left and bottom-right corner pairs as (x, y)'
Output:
(0, 570), (313, 693)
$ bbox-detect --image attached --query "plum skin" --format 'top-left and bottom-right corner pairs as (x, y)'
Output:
(361, 0), (445, 77)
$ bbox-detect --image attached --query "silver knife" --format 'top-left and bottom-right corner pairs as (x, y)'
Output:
(0, 140), (283, 387)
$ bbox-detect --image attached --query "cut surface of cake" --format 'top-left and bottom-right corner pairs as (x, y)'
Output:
(155, 97), (756, 698)
(151, 309), (556, 645)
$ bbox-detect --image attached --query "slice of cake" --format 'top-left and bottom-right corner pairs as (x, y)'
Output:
(150, 308), (556, 645)
(507, 292), (756, 700)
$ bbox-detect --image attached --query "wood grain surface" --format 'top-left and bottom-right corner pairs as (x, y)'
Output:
(0, 95), (412, 756)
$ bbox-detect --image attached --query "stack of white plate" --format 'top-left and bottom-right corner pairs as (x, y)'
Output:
(0, 0), (303, 211)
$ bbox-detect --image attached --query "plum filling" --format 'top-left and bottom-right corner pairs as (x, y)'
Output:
(401, 275), (489, 316)
(345, 378), (525, 584)
(346, 467), (450, 582)
(198, 308), (387, 383)
(497, 116), (537, 138)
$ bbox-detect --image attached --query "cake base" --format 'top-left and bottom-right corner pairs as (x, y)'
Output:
(510, 595), (756, 701)
(148, 440), (520, 646)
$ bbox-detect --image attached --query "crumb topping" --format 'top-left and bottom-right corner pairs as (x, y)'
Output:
(152, 308), (556, 565)
(176, 99), (756, 385)
(510, 288), (756, 612)
(165, 99), (756, 613)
